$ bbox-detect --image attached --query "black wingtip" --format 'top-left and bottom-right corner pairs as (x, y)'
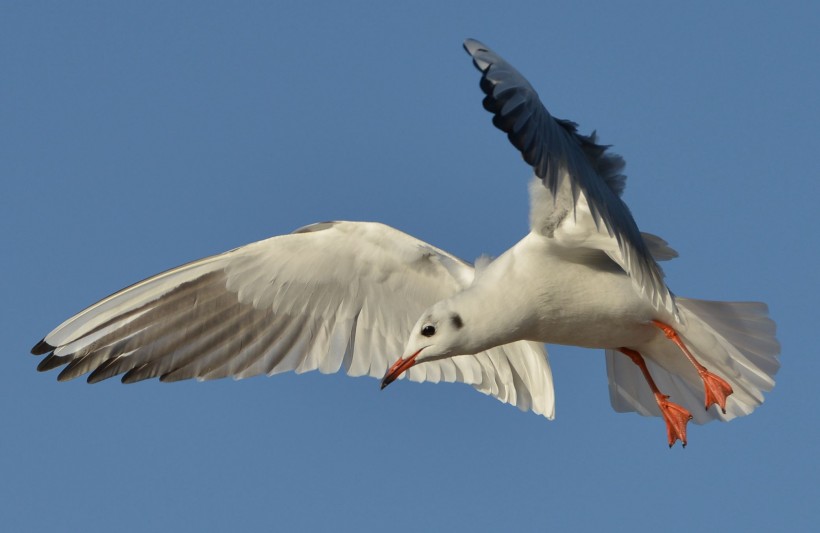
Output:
(37, 353), (65, 372)
(31, 338), (55, 355)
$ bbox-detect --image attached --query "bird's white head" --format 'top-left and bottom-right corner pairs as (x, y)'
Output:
(381, 302), (469, 389)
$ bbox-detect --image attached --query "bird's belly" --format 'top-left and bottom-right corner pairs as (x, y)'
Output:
(526, 267), (658, 349)
(534, 312), (656, 349)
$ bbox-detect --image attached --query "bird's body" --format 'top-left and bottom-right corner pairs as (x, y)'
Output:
(29, 39), (779, 446)
(450, 230), (659, 352)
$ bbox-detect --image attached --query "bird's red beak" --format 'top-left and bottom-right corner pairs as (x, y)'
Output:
(380, 349), (421, 390)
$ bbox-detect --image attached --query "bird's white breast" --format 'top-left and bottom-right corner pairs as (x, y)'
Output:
(469, 232), (661, 350)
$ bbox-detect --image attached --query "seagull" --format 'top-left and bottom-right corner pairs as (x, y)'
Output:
(30, 39), (780, 447)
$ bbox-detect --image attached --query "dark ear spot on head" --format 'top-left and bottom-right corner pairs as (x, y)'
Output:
(450, 313), (463, 330)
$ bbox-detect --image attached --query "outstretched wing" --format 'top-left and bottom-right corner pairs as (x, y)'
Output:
(31, 221), (554, 418)
(464, 39), (677, 319)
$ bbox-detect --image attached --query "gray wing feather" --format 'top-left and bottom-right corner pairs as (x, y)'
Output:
(641, 232), (678, 262)
(464, 39), (676, 318)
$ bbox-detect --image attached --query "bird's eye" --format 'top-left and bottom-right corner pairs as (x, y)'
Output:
(421, 325), (436, 337)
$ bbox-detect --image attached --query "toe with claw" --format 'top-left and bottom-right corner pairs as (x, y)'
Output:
(656, 394), (693, 448)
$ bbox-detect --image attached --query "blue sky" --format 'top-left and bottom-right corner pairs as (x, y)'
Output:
(2, 1), (818, 531)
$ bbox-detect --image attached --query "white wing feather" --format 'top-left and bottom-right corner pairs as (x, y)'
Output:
(33, 221), (555, 418)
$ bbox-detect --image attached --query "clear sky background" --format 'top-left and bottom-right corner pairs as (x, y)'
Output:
(2, 2), (818, 531)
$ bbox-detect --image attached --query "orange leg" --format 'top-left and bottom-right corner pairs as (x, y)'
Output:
(619, 348), (692, 448)
(652, 320), (734, 413)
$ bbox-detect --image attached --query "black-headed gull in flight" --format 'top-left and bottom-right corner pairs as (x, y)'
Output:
(30, 39), (779, 447)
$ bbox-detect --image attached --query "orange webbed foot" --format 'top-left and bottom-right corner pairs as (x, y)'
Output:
(699, 370), (733, 413)
(651, 320), (734, 414)
(656, 394), (693, 448)
(619, 347), (695, 448)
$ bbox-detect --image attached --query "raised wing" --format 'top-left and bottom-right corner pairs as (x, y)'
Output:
(31, 221), (555, 418)
(464, 39), (677, 319)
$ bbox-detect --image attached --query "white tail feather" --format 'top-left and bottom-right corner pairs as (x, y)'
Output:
(606, 298), (779, 424)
